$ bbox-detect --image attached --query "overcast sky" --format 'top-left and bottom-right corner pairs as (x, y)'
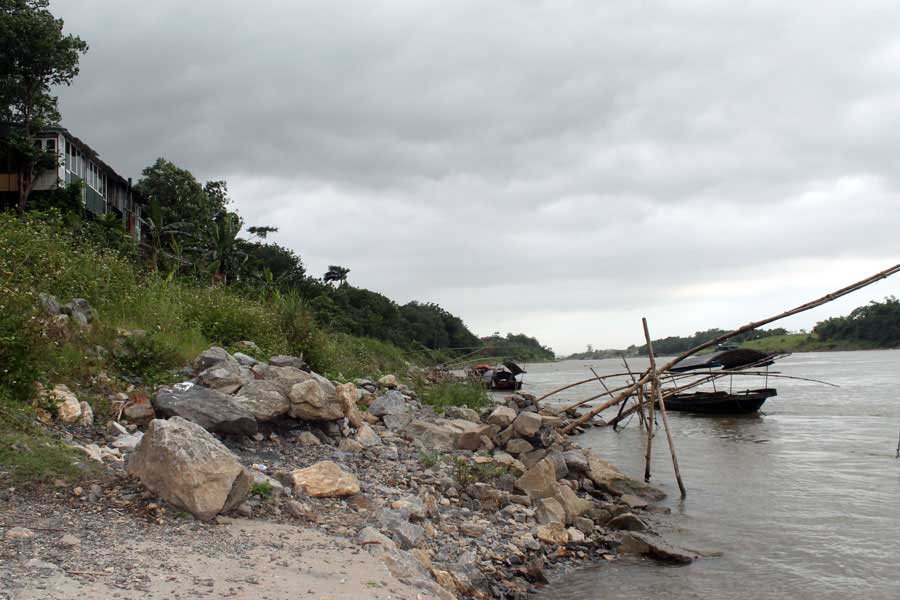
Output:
(52, 0), (900, 354)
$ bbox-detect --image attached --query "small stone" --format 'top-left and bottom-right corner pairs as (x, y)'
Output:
(355, 423), (382, 447)
(78, 401), (94, 426)
(296, 431), (322, 446)
(505, 438), (534, 456)
(57, 534), (81, 548)
(290, 461), (360, 497)
(24, 558), (59, 571)
(534, 497), (566, 525)
(338, 438), (364, 453)
(4, 527), (34, 541)
(573, 516), (594, 534)
(608, 512), (649, 531)
(535, 522), (569, 544)
(459, 521), (487, 537)
(567, 527), (586, 543)
(620, 494), (649, 510)
(377, 374), (399, 389)
(50, 384), (82, 423)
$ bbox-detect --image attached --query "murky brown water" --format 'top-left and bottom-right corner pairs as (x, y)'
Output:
(522, 351), (900, 600)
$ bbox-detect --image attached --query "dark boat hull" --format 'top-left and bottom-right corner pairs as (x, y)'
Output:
(664, 388), (777, 414)
(490, 380), (523, 391)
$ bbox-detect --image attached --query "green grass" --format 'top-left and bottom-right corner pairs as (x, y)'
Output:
(0, 430), (92, 485)
(0, 210), (422, 486)
(251, 481), (274, 499)
(421, 380), (490, 412)
(451, 457), (509, 486)
(740, 333), (881, 353)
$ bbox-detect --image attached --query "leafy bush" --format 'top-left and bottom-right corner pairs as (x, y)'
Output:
(421, 381), (490, 412)
(452, 457), (508, 486)
(313, 332), (409, 380)
(0, 298), (42, 402)
(112, 332), (183, 381)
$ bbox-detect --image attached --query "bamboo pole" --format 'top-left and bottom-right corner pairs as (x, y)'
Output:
(561, 263), (900, 434)
(643, 380), (655, 481)
(537, 372), (639, 403)
(643, 318), (686, 497)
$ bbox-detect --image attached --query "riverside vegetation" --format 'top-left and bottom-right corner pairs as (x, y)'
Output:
(567, 298), (900, 360)
(0, 211), (697, 599)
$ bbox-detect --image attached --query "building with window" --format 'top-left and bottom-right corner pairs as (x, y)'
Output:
(0, 125), (145, 240)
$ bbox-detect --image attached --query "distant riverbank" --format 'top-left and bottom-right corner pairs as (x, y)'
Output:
(562, 334), (897, 361)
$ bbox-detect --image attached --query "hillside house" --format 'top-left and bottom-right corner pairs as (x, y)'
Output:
(0, 125), (146, 240)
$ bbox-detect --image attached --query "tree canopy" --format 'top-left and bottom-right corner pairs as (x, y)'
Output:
(0, 0), (87, 212)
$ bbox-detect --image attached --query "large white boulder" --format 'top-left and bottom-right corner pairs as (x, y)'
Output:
(128, 417), (253, 521)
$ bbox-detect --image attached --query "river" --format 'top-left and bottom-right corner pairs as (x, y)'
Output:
(521, 350), (900, 600)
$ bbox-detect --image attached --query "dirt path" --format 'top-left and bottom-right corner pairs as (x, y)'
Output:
(1, 498), (439, 600)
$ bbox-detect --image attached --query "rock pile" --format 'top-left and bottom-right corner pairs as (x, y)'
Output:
(48, 344), (693, 598)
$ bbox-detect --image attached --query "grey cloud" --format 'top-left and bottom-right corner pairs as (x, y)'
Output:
(50, 0), (900, 352)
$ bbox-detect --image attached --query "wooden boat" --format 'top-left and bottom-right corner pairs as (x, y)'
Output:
(664, 348), (781, 414)
(469, 361), (526, 390)
(664, 388), (777, 414)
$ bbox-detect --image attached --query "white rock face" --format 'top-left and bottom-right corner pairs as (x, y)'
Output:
(128, 417), (253, 521)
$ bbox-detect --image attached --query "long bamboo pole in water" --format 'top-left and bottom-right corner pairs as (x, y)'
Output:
(643, 317), (686, 497)
(561, 263), (900, 435)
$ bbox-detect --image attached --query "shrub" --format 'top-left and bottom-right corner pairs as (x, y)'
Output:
(112, 332), (183, 381)
(452, 457), (508, 486)
(422, 381), (490, 412)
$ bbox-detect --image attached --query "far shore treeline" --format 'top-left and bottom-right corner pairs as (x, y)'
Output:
(566, 297), (900, 360)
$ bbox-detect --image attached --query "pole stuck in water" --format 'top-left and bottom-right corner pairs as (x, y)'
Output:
(561, 262), (900, 435)
(643, 317), (687, 497)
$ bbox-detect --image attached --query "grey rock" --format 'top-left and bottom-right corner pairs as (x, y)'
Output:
(608, 512), (649, 531)
(382, 412), (413, 431)
(444, 406), (480, 422)
(288, 379), (343, 421)
(63, 298), (94, 327)
(198, 363), (245, 394)
(38, 293), (61, 315)
(233, 380), (290, 422)
(513, 411), (542, 437)
(618, 532), (695, 564)
(357, 526), (398, 554)
(534, 497), (566, 525)
(563, 450), (590, 475)
(369, 390), (410, 417)
(268, 355), (306, 369)
(153, 383), (258, 436)
(232, 352), (258, 366)
(505, 438), (534, 455)
(193, 346), (236, 371)
(378, 509), (425, 549)
(128, 417), (253, 520)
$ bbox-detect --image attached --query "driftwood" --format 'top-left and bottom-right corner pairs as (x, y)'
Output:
(561, 263), (900, 435)
(643, 318), (686, 497)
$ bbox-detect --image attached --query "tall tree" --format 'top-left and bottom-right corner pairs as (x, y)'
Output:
(324, 265), (350, 287)
(0, 0), (87, 213)
(135, 158), (225, 234)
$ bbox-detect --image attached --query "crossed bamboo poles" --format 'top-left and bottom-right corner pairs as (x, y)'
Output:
(540, 263), (900, 497)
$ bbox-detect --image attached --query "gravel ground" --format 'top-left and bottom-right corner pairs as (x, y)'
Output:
(0, 489), (441, 600)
